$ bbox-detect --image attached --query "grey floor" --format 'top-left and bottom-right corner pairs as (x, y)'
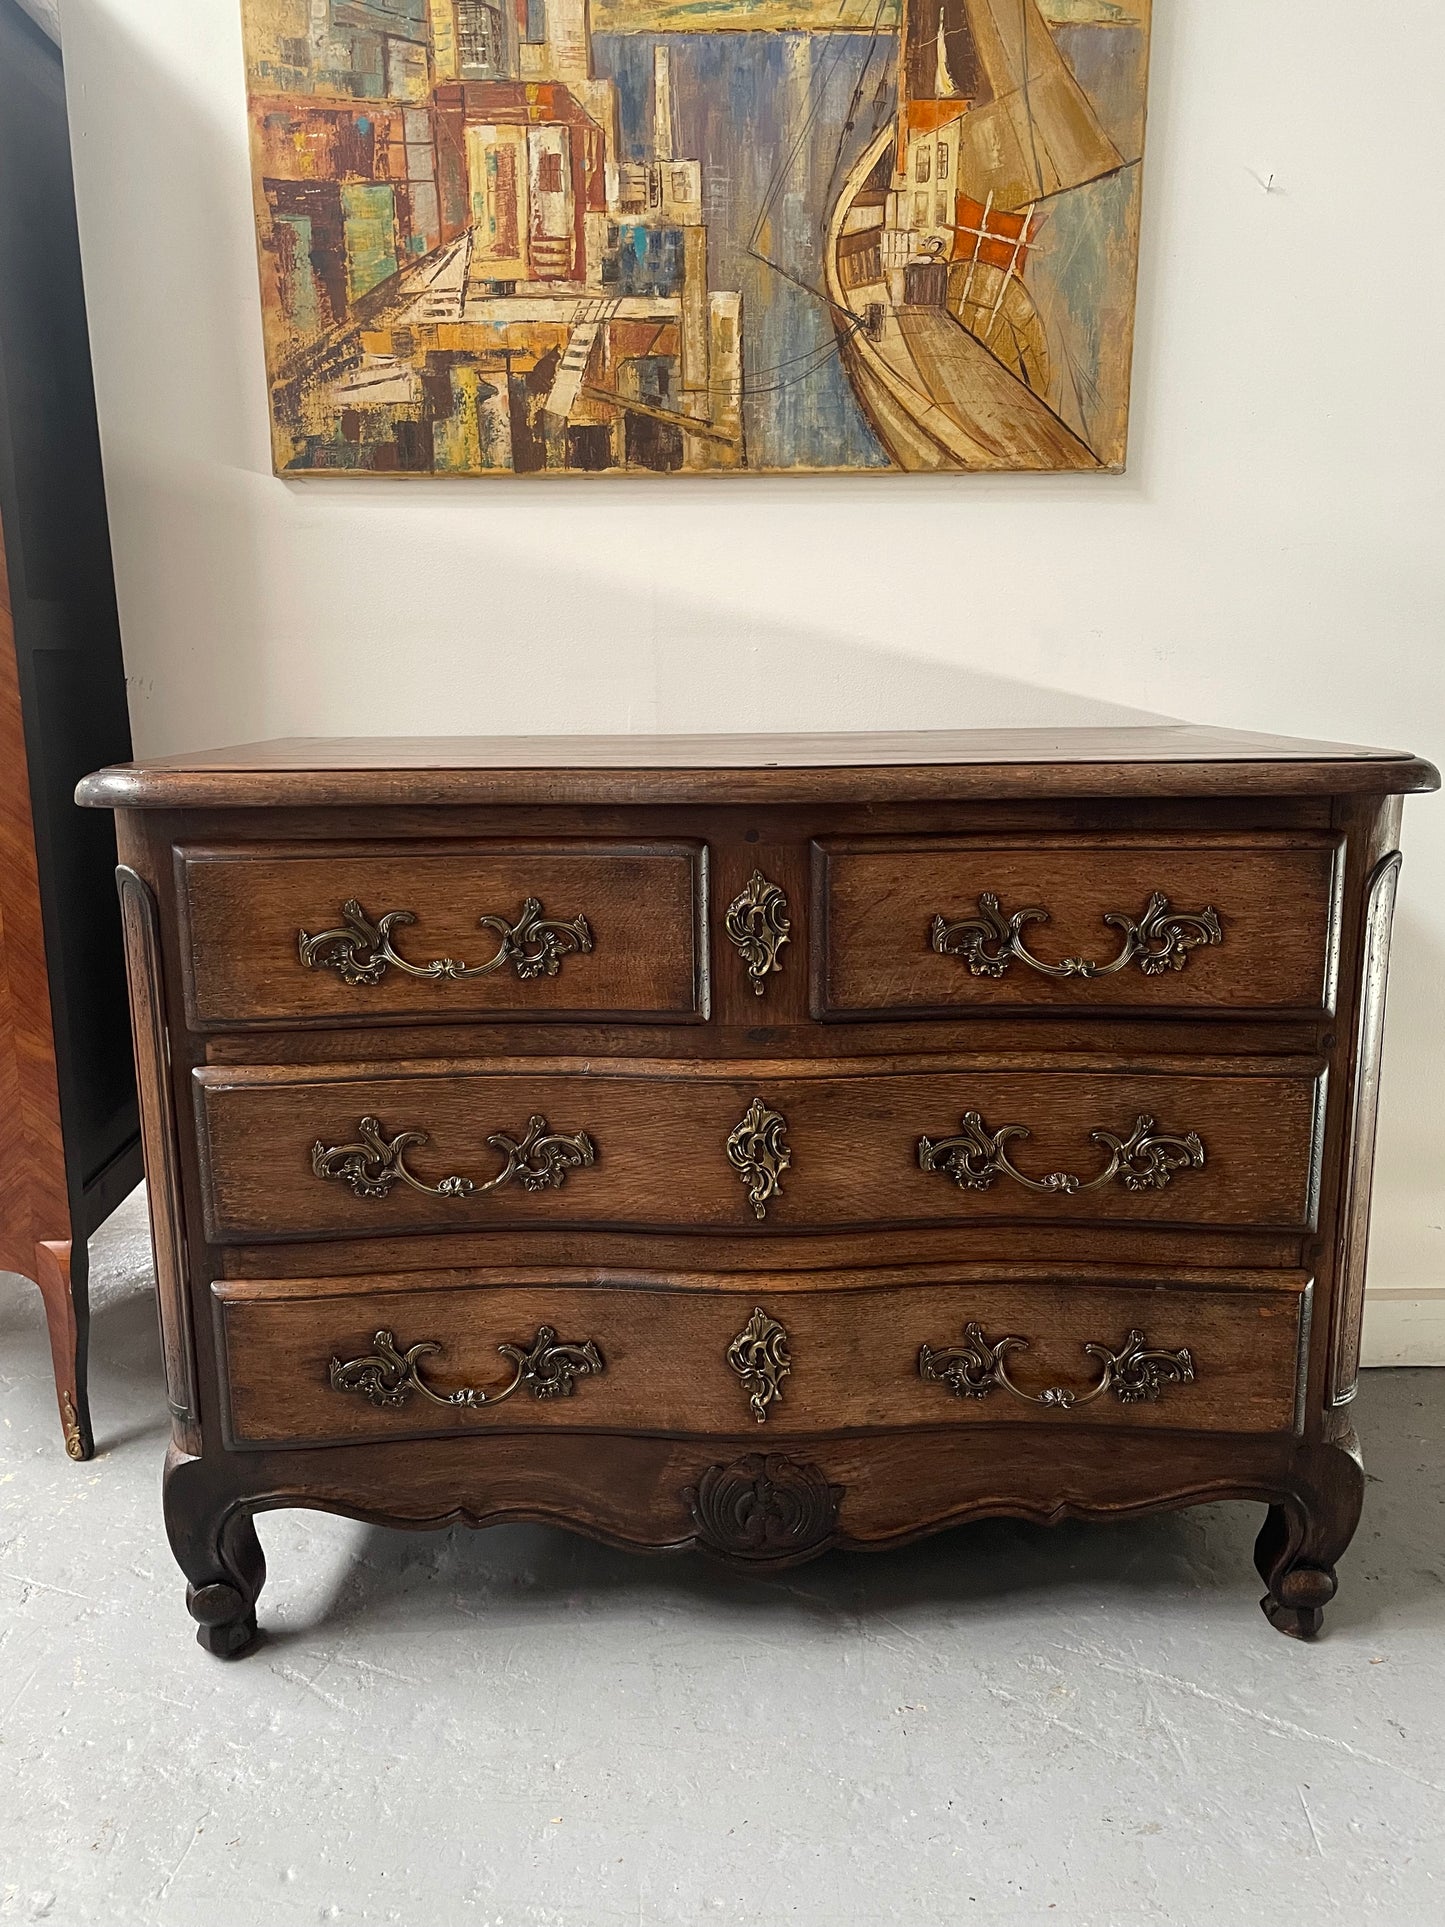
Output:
(1, 1191), (1442, 1926)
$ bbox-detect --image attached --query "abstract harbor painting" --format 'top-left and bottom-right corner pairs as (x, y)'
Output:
(240, 1), (1152, 474)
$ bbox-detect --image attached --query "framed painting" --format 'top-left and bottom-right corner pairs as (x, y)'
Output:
(240, 1), (1152, 474)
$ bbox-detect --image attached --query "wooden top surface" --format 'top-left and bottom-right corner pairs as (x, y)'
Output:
(77, 727), (1440, 809)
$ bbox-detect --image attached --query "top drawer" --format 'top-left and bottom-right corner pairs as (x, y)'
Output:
(814, 834), (1340, 1018)
(176, 842), (708, 1028)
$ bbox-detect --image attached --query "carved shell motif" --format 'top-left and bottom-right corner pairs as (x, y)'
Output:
(683, 1454), (843, 1563)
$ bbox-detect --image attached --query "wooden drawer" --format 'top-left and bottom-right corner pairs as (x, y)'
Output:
(175, 841), (708, 1027)
(194, 1056), (1323, 1241)
(814, 834), (1340, 1016)
(213, 1267), (1310, 1448)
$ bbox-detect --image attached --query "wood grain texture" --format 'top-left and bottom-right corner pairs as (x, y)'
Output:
(213, 1267), (1308, 1449)
(162, 1426), (1362, 1568)
(0, 505), (84, 1457)
(176, 840), (707, 1028)
(0, 12), (141, 1459)
(34, 1240), (89, 1460)
(117, 867), (200, 1452)
(194, 1055), (1324, 1241)
(76, 727), (1441, 812)
(80, 735), (1434, 1648)
(816, 833), (1340, 1016)
(0, 519), (68, 1268)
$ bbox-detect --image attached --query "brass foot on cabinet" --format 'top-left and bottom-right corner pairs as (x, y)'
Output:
(34, 1240), (94, 1461)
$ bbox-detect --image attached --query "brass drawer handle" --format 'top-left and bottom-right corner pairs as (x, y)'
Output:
(919, 1111), (1204, 1196)
(727, 1308), (792, 1423)
(299, 896), (593, 985)
(331, 1326), (604, 1410)
(724, 870), (791, 996)
(930, 891), (1222, 980)
(726, 1098), (792, 1220)
(920, 1322), (1195, 1409)
(312, 1113), (597, 1200)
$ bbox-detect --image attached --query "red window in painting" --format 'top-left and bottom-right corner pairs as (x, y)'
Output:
(537, 150), (564, 195)
(955, 196), (1035, 273)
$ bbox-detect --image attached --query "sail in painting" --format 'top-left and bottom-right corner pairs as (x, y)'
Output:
(827, 0), (1146, 469)
(238, 1), (1151, 474)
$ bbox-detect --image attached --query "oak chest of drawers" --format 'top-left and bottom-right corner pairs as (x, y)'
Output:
(78, 727), (1437, 1655)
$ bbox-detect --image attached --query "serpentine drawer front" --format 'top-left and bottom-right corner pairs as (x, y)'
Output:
(212, 1270), (1311, 1449)
(176, 842), (707, 1027)
(815, 835), (1340, 1016)
(77, 726), (1437, 1654)
(193, 1059), (1323, 1240)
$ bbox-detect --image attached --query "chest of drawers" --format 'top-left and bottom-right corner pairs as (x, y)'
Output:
(78, 727), (1437, 1656)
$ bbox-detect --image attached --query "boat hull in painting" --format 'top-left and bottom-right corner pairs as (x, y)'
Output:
(824, 127), (1103, 475)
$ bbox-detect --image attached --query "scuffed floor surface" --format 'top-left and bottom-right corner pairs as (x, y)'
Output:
(1, 1189), (1443, 1926)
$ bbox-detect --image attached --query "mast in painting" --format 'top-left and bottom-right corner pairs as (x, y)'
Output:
(825, 0), (1138, 471)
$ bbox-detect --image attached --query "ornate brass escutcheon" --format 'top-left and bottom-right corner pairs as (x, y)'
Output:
(918, 1112), (1205, 1196)
(312, 1114), (597, 1200)
(919, 1322), (1196, 1410)
(726, 1098), (792, 1220)
(723, 870), (791, 996)
(330, 1326), (604, 1410)
(930, 891), (1222, 980)
(726, 1307), (792, 1423)
(298, 896), (593, 985)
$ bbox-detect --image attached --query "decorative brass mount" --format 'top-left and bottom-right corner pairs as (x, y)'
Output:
(726, 1098), (792, 1220)
(930, 892), (1222, 980)
(726, 1308), (792, 1423)
(298, 896), (593, 985)
(918, 1112), (1205, 1196)
(919, 1323), (1196, 1409)
(723, 870), (791, 996)
(330, 1326), (604, 1410)
(312, 1114), (597, 1200)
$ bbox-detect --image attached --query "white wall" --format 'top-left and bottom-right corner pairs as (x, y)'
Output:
(59, 0), (1445, 1357)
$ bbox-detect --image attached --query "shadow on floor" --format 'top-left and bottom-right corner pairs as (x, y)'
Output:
(262, 1372), (1445, 1647)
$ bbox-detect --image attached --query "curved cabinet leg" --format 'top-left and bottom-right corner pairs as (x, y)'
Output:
(34, 1239), (92, 1462)
(163, 1450), (267, 1658)
(1254, 1436), (1366, 1641)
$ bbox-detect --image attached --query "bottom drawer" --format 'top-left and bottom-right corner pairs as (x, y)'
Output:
(213, 1267), (1310, 1449)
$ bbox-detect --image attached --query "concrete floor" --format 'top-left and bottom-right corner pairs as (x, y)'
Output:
(1, 1190), (1442, 1926)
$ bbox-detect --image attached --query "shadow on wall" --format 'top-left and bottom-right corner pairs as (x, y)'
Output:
(116, 465), (1180, 748)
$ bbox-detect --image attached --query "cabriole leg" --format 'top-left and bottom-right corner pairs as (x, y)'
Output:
(1254, 1436), (1366, 1641)
(163, 1450), (266, 1657)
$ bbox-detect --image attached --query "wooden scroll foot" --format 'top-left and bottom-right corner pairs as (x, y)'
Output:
(1254, 1438), (1366, 1641)
(34, 1239), (93, 1462)
(163, 1452), (267, 1658)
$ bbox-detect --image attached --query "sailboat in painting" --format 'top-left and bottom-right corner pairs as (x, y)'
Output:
(825, 0), (1146, 471)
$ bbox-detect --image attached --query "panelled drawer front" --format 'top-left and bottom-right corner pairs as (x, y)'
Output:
(176, 842), (707, 1027)
(213, 1270), (1309, 1448)
(815, 835), (1340, 1016)
(195, 1059), (1322, 1241)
